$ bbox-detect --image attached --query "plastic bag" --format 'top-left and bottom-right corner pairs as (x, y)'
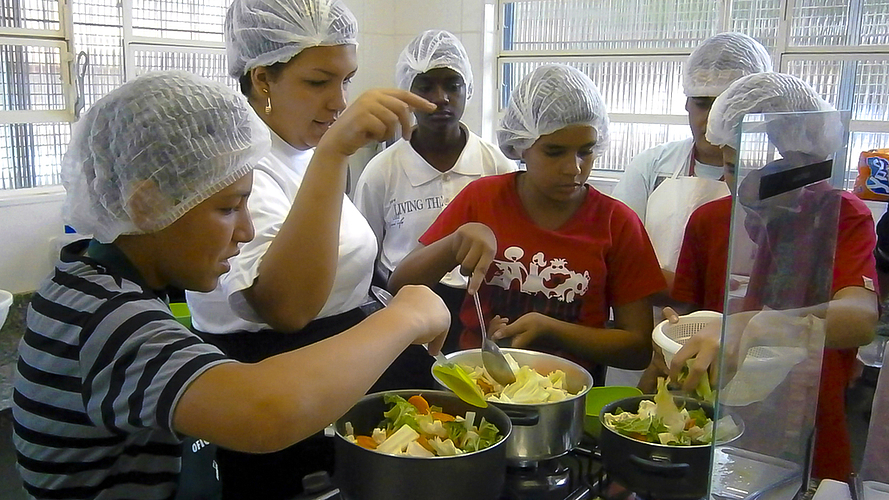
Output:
(853, 149), (889, 201)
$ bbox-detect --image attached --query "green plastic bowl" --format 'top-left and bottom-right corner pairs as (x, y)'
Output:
(584, 386), (642, 437)
(169, 302), (191, 329)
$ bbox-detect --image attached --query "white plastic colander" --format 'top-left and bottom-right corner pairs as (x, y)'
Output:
(653, 309), (813, 406)
(652, 310), (723, 366)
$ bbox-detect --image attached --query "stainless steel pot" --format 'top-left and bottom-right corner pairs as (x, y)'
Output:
(432, 348), (592, 466)
(333, 390), (512, 500)
(598, 394), (744, 500)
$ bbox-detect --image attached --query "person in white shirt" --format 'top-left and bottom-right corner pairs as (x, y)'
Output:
(184, 0), (440, 498)
(611, 32), (772, 288)
(354, 30), (516, 352)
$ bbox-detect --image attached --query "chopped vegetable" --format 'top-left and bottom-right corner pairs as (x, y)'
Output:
(676, 358), (715, 403)
(376, 424), (420, 455)
(431, 411), (455, 423)
(355, 435), (378, 450)
(460, 354), (584, 404)
(602, 377), (739, 446)
(408, 395), (430, 414)
(345, 394), (504, 457)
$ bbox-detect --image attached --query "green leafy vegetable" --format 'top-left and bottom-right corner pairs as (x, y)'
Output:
(382, 394), (420, 431)
(602, 377), (739, 446)
(349, 394), (505, 457)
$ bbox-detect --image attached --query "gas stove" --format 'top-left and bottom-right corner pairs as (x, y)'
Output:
(288, 435), (601, 500)
(288, 434), (800, 500)
(290, 434), (608, 500)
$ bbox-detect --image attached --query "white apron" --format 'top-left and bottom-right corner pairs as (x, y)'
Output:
(644, 152), (730, 272)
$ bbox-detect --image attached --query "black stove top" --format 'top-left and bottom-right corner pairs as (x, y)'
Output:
(290, 435), (706, 500)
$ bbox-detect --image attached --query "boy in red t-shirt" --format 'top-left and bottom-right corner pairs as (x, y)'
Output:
(390, 64), (666, 376)
(667, 73), (879, 481)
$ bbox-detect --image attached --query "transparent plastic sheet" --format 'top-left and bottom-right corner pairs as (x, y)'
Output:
(708, 110), (851, 499)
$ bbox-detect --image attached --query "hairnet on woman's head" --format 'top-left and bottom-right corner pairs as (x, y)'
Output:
(497, 64), (609, 160)
(226, 0), (358, 78)
(683, 32), (772, 97)
(706, 72), (843, 160)
(62, 70), (271, 243)
(396, 30), (473, 99)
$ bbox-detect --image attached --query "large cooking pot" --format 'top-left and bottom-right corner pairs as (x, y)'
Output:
(333, 390), (512, 500)
(598, 394), (743, 500)
(432, 348), (592, 466)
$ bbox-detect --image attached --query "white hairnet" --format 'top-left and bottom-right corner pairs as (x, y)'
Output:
(497, 64), (610, 160)
(395, 30), (473, 99)
(62, 70), (271, 243)
(706, 72), (844, 160)
(226, 0), (358, 78)
(683, 32), (772, 97)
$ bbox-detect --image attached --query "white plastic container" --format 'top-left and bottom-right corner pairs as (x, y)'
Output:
(864, 481), (889, 500)
(652, 310), (722, 366)
(812, 479), (851, 500)
(653, 310), (809, 406)
(0, 289), (12, 329)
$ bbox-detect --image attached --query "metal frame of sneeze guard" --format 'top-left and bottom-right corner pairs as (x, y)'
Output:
(707, 110), (852, 500)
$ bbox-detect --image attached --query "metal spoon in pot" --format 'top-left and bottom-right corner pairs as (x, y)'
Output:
(474, 293), (516, 386)
(370, 286), (487, 408)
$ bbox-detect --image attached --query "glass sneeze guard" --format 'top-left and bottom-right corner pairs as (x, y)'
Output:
(707, 110), (853, 500)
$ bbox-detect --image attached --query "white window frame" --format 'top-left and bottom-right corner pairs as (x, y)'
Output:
(495, 0), (889, 184)
(122, 0), (225, 81)
(0, 0), (75, 125)
(1, 0), (228, 195)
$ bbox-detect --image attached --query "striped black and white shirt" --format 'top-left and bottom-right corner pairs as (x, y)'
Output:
(13, 240), (232, 500)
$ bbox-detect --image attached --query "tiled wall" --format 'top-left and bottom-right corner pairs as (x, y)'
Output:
(350, 0), (495, 139)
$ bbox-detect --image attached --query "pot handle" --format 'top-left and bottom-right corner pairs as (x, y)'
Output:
(628, 454), (690, 478)
(502, 408), (540, 426)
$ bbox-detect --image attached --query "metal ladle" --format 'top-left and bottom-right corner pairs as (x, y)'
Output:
(474, 293), (516, 386)
(370, 286), (488, 407)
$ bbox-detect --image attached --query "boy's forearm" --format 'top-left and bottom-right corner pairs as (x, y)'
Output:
(175, 305), (423, 453)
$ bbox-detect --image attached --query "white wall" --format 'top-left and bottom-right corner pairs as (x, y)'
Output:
(0, 0), (498, 294)
(350, 0), (495, 136)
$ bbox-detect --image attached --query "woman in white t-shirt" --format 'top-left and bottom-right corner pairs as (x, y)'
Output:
(185, 0), (438, 498)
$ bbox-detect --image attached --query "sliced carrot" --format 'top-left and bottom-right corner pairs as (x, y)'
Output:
(355, 435), (378, 450)
(628, 432), (650, 442)
(408, 395), (430, 414)
(476, 378), (494, 394)
(431, 411), (456, 422)
(416, 435), (435, 453)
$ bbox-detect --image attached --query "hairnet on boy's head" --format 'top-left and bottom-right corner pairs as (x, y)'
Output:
(706, 72), (843, 160)
(396, 30), (473, 99)
(226, 0), (358, 78)
(62, 70), (271, 243)
(683, 32), (772, 97)
(497, 64), (609, 160)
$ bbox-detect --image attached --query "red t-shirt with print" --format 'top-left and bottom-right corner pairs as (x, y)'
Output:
(419, 172), (666, 373)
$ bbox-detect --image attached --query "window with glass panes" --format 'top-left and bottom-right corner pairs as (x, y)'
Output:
(498, 0), (889, 188)
(0, 0), (230, 191)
